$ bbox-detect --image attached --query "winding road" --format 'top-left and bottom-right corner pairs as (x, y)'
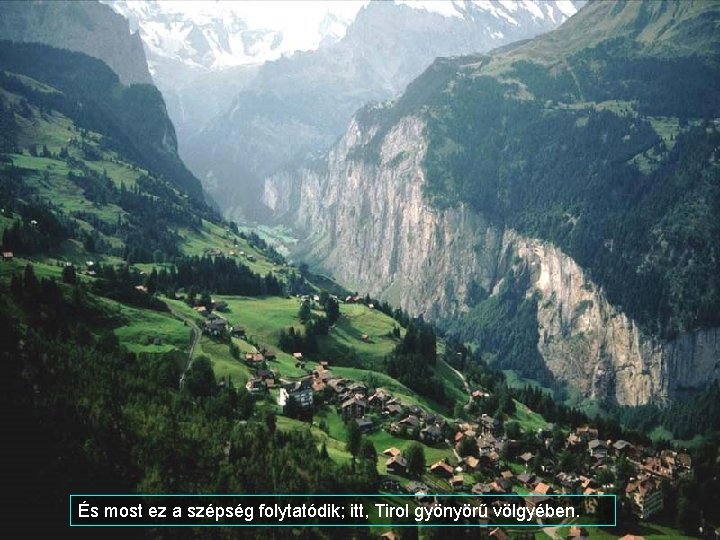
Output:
(169, 305), (201, 387)
(443, 358), (472, 406)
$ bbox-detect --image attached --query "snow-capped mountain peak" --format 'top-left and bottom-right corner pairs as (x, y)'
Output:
(104, 0), (579, 73)
(103, 1), (365, 71)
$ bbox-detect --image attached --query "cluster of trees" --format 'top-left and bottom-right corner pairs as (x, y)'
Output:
(1, 203), (71, 256)
(90, 263), (169, 312)
(444, 267), (555, 387)
(240, 230), (285, 266)
(0, 92), (18, 152)
(610, 382), (720, 440)
(317, 291), (340, 326)
(278, 326), (319, 357)
(278, 294), (341, 357)
(386, 318), (450, 408)
(156, 256), (283, 297)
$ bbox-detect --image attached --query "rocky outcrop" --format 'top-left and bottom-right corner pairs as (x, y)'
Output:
(264, 114), (720, 406)
(0, 0), (152, 85)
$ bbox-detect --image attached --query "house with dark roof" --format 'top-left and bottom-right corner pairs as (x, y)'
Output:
(383, 403), (403, 416)
(480, 414), (501, 436)
(355, 417), (373, 433)
(279, 378), (314, 409)
(588, 439), (608, 460)
(341, 396), (368, 419)
(420, 424), (443, 444)
(386, 456), (407, 475)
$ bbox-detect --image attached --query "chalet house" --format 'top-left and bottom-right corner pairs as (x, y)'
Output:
(2, 251), (13, 261)
(424, 413), (442, 426)
(326, 378), (347, 395)
(480, 414), (501, 436)
(420, 424), (443, 444)
(368, 389), (391, 408)
(194, 306), (208, 316)
(383, 403), (403, 416)
(494, 478), (513, 493)
(261, 348), (277, 361)
(204, 316), (228, 336)
(381, 477), (401, 492)
(556, 472), (581, 493)
(566, 433), (582, 448)
(612, 439), (634, 456)
(588, 439), (609, 460)
(230, 326), (246, 338)
(430, 460), (454, 478)
(657, 449), (692, 477)
(245, 352), (265, 365)
(212, 300), (228, 311)
(517, 472), (535, 487)
(405, 481), (430, 495)
(278, 378), (314, 409)
(450, 475), (465, 489)
(532, 482), (553, 496)
(355, 417), (373, 433)
(386, 456), (407, 475)
(477, 434), (496, 452)
(341, 396), (368, 419)
(257, 369), (275, 388)
(313, 367), (335, 385)
(477, 451), (500, 471)
(676, 452), (692, 470)
(245, 378), (265, 394)
(519, 452), (535, 466)
(399, 415), (420, 430)
(626, 478), (664, 519)
(383, 447), (402, 458)
(454, 430), (476, 447)
(643, 457), (674, 480)
(463, 456), (480, 472)
(472, 483), (493, 495)
(347, 382), (368, 396)
(576, 426), (600, 441)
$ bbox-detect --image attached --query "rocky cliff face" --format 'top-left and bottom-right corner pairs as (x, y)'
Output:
(264, 115), (720, 406)
(0, 0), (152, 85)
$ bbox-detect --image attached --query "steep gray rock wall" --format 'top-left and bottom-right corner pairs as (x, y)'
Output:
(264, 115), (720, 406)
(0, 0), (152, 85)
